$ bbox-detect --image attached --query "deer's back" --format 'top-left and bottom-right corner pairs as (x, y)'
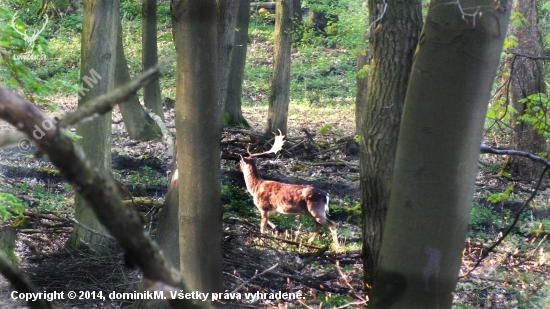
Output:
(255, 180), (327, 214)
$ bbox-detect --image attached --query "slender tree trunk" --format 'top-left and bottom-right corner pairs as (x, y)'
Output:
(266, 0), (292, 136)
(506, 0), (546, 177)
(217, 0), (240, 114)
(68, 0), (119, 250)
(369, 1), (510, 307)
(360, 0), (422, 288)
(223, 0), (251, 128)
(142, 0), (164, 120)
(133, 146), (178, 309)
(172, 0), (224, 294)
(116, 16), (162, 141)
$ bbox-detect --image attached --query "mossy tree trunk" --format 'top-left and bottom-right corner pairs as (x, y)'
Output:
(223, 0), (251, 128)
(266, 0), (292, 136)
(369, 1), (510, 307)
(68, 0), (119, 250)
(506, 0), (547, 177)
(359, 0), (422, 289)
(171, 0), (224, 294)
(142, 0), (164, 120)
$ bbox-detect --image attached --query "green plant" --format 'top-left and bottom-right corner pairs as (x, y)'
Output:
(0, 193), (25, 221)
(487, 184), (514, 203)
(222, 185), (254, 217)
(517, 93), (550, 137)
(316, 292), (353, 307)
(469, 204), (500, 231)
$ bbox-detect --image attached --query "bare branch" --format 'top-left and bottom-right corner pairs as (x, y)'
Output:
(0, 87), (214, 309)
(59, 57), (173, 128)
(0, 251), (52, 309)
(480, 144), (550, 168)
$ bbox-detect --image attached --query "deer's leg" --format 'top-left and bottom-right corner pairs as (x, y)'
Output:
(311, 216), (338, 246)
(308, 222), (322, 243)
(259, 210), (277, 234)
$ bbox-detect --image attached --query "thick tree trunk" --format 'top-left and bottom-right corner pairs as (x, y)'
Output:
(266, 0), (292, 136)
(116, 16), (162, 141)
(171, 0), (224, 294)
(68, 0), (119, 250)
(223, 0), (251, 128)
(369, 1), (510, 307)
(142, 0), (164, 120)
(506, 0), (546, 177)
(360, 0), (422, 288)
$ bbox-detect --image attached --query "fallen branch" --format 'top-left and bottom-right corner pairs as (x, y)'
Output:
(232, 263), (279, 293)
(0, 80), (213, 309)
(0, 251), (52, 309)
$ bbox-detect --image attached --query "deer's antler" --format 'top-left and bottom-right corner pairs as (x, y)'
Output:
(29, 15), (48, 41)
(247, 130), (285, 158)
(11, 13), (26, 37)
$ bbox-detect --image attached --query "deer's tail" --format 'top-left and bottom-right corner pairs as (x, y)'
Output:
(325, 194), (330, 215)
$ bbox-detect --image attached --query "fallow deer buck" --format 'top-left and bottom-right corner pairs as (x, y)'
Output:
(239, 133), (338, 246)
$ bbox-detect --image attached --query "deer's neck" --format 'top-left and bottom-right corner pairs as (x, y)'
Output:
(242, 164), (263, 193)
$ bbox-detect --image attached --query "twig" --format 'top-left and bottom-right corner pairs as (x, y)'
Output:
(462, 165), (549, 277)
(0, 251), (52, 309)
(335, 261), (364, 301)
(68, 217), (115, 240)
(232, 263), (278, 293)
(297, 246), (328, 271)
(480, 145), (550, 168)
(260, 234), (323, 249)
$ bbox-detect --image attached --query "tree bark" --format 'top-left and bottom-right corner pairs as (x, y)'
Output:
(266, 0), (292, 136)
(116, 15), (162, 141)
(360, 0), (422, 288)
(142, 0), (164, 120)
(172, 0), (224, 295)
(218, 0), (239, 115)
(223, 0), (251, 128)
(506, 0), (546, 177)
(68, 0), (119, 250)
(133, 146), (179, 309)
(369, 1), (510, 307)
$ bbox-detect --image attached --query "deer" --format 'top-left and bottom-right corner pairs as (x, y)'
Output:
(239, 132), (338, 246)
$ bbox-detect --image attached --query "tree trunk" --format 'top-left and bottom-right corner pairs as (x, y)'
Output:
(369, 1), (510, 307)
(68, 0), (119, 250)
(133, 146), (178, 309)
(506, 0), (546, 177)
(116, 15), (162, 141)
(142, 0), (164, 120)
(266, 0), (292, 136)
(360, 0), (422, 288)
(355, 47), (368, 135)
(223, 0), (251, 128)
(218, 0), (239, 114)
(172, 0), (224, 294)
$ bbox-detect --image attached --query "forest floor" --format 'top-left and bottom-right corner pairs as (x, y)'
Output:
(0, 7), (549, 308)
(0, 100), (550, 308)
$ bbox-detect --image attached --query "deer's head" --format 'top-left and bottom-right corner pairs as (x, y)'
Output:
(11, 12), (49, 52)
